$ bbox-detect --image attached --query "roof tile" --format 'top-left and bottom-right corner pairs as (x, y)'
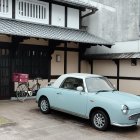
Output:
(0, 19), (112, 46)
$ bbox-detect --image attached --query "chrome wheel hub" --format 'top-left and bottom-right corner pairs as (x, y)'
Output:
(94, 113), (105, 128)
(41, 100), (48, 111)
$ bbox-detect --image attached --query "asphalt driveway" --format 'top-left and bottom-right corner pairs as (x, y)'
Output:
(0, 99), (140, 140)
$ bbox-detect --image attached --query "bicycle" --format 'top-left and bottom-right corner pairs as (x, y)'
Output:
(13, 73), (42, 102)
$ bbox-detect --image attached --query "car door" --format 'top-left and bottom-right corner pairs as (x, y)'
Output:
(55, 77), (88, 117)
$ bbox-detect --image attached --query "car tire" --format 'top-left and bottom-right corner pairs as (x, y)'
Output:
(39, 97), (50, 114)
(91, 110), (110, 131)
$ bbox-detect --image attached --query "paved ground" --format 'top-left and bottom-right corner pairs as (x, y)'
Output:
(0, 100), (140, 140)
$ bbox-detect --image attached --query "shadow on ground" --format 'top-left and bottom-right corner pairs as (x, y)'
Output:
(30, 107), (140, 134)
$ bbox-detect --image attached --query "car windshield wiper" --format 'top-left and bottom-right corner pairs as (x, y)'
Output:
(96, 90), (109, 94)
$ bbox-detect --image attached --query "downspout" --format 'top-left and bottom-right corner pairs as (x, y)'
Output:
(81, 8), (98, 19)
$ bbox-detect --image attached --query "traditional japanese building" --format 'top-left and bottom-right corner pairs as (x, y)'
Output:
(0, 0), (112, 99)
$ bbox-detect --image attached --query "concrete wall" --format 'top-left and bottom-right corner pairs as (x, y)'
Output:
(83, 0), (140, 42)
(85, 40), (140, 55)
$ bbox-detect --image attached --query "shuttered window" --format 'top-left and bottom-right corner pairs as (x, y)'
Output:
(13, 46), (50, 79)
(16, 0), (49, 24)
(0, 0), (12, 18)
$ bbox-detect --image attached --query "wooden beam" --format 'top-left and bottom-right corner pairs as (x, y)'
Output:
(64, 42), (67, 74)
(113, 59), (120, 90)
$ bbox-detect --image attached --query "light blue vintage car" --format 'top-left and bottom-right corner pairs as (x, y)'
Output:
(36, 73), (140, 131)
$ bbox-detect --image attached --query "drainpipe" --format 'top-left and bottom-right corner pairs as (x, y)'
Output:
(81, 8), (98, 19)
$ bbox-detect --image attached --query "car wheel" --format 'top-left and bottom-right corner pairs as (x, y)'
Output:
(39, 97), (50, 114)
(91, 110), (109, 131)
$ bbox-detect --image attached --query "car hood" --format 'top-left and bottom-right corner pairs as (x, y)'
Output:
(95, 91), (140, 109)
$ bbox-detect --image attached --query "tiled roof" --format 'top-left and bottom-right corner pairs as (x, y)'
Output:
(85, 53), (140, 60)
(54, 0), (116, 12)
(0, 18), (112, 46)
(54, 0), (96, 9)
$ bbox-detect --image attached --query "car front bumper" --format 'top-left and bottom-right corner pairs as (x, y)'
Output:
(111, 112), (140, 127)
(129, 113), (140, 120)
(112, 122), (137, 127)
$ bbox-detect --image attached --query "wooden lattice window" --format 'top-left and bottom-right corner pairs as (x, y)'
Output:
(16, 0), (49, 24)
(0, 0), (12, 18)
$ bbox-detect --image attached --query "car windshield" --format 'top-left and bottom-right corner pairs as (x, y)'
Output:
(86, 77), (116, 93)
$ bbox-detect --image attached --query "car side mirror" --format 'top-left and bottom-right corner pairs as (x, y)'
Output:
(77, 86), (83, 92)
(48, 82), (54, 86)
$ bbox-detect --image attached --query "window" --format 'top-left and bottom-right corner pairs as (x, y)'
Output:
(0, 0), (8, 13)
(86, 77), (115, 92)
(131, 59), (137, 66)
(61, 77), (84, 91)
(0, 48), (9, 56)
(16, 0), (49, 24)
(13, 46), (50, 79)
(0, 0), (12, 18)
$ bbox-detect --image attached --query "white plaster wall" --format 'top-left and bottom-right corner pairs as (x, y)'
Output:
(93, 60), (117, 76)
(120, 60), (140, 77)
(120, 80), (140, 95)
(67, 52), (78, 73)
(52, 4), (65, 27)
(51, 51), (64, 75)
(81, 60), (91, 73)
(67, 8), (79, 29)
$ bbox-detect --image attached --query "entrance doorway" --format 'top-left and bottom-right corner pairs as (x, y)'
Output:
(0, 48), (11, 99)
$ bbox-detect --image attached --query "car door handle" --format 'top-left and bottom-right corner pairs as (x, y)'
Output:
(56, 92), (62, 95)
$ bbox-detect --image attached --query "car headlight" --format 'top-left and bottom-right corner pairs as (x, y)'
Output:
(121, 105), (129, 114)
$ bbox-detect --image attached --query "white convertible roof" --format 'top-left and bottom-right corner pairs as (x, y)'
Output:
(52, 73), (102, 88)
(62, 73), (101, 79)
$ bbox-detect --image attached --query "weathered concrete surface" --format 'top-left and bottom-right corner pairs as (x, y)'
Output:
(0, 116), (15, 127)
(0, 100), (140, 140)
(83, 0), (140, 42)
